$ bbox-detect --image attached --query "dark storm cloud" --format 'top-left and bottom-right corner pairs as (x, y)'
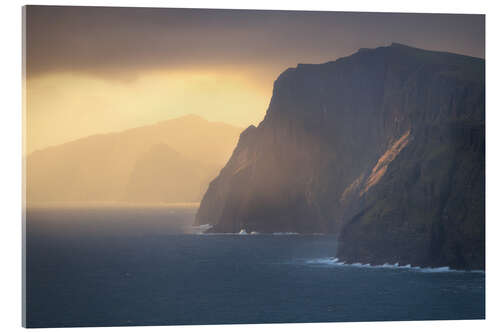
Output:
(25, 6), (485, 77)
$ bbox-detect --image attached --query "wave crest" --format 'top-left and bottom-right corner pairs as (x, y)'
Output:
(305, 257), (484, 274)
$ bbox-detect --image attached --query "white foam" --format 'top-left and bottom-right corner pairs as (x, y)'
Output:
(305, 257), (484, 274)
(198, 230), (316, 236)
(307, 258), (343, 265)
(191, 224), (213, 234)
(419, 266), (451, 273)
(200, 231), (252, 236)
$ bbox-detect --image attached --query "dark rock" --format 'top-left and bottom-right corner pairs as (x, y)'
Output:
(195, 44), (484, 270)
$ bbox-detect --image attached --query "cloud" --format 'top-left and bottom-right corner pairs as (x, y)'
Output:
(25, 6), (485, 79)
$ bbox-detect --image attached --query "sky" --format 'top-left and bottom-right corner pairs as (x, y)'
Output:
(24, 6), (485, 153)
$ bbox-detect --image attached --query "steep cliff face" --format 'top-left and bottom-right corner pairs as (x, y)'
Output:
(195, 44), (484, 269)
(337, 122), (484, 270)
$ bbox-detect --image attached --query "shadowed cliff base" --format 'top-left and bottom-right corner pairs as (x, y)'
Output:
(195, 43), (484, 270)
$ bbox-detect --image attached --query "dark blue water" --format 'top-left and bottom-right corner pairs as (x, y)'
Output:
(26, 207), (485, 328)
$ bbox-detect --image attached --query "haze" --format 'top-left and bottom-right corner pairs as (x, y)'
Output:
(26, 115), (242, 206)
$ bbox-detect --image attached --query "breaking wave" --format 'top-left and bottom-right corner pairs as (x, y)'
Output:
(191, 224), (213, 234)
(200, 230), (302, 236)
(305, 257), (484, 274)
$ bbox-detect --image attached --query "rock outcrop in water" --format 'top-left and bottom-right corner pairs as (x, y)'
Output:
(195, 43), (484, 270)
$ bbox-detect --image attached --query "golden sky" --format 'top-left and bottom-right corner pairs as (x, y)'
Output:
(24, 6), (485, 153)
(26, 67), (274, 153)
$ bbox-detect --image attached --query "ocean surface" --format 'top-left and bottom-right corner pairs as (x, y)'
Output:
(25, 206), (485, 328)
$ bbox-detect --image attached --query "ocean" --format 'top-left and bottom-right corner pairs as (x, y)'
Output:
(25, 206), (485, 328)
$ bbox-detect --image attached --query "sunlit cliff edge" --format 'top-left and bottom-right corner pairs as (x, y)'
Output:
(195, 43), (485, 270)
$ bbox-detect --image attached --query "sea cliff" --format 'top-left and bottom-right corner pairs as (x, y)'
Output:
(195, 43), (484, 269)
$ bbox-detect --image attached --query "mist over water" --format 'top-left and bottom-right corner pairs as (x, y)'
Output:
(26, 206), (484, 327)
(26, 204), (199, 237)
